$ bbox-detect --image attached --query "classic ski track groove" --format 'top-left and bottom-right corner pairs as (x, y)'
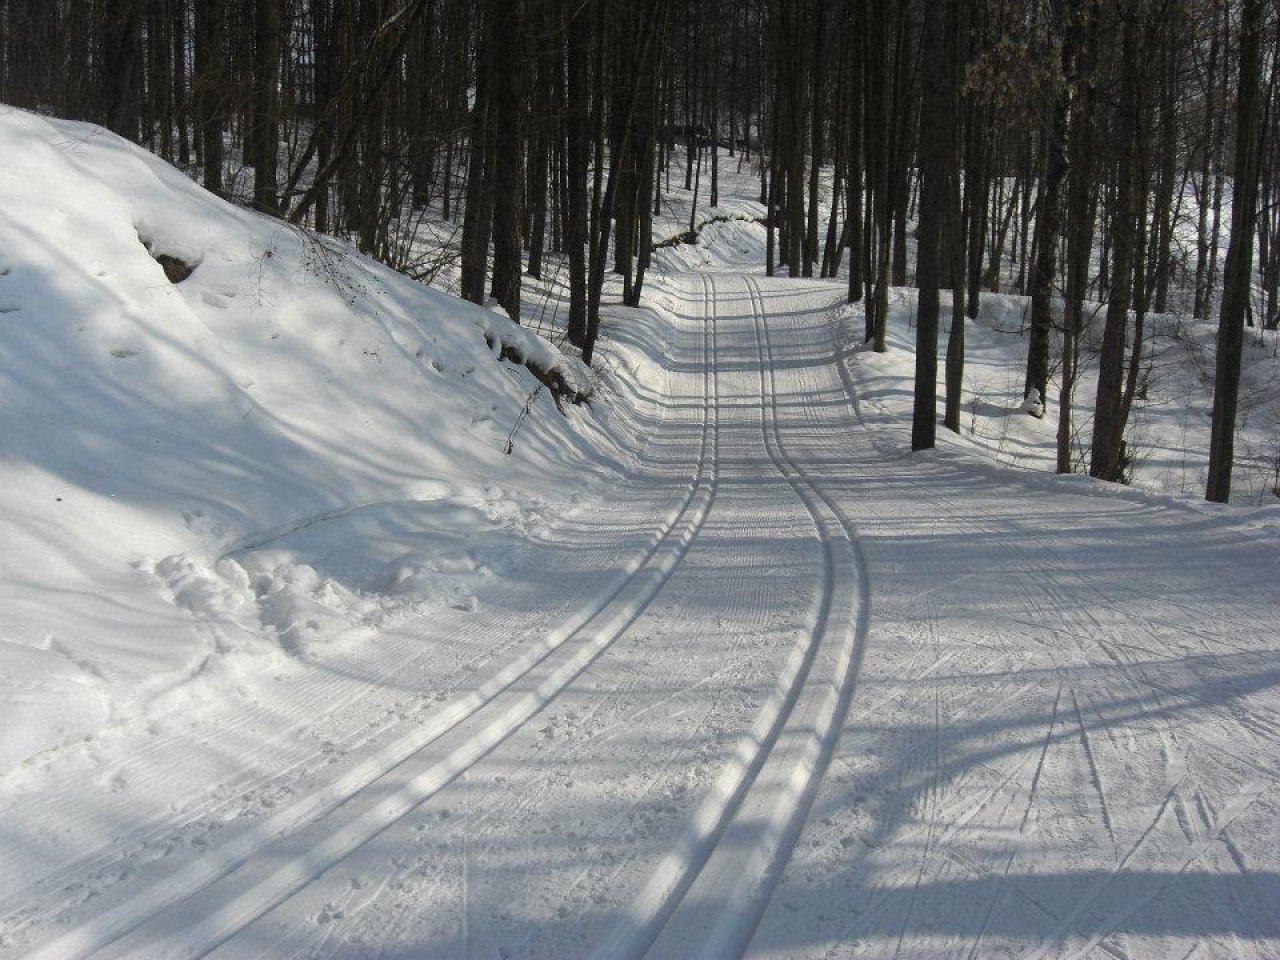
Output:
(5, 270), (732, 920)
(0, 305), (695, 916)
(702, 274), (872, 959)
(1, 299), (694, 897)
(801, 303), (1280, 957)
(591, 273), (870, 960)
(20, 282), (723, 960)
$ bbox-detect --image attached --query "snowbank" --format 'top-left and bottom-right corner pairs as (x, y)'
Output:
(0, 107), (614, 774)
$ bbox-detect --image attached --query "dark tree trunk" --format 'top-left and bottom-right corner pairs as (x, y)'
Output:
(780, 0), (806, 278)
(866, 0), (891, 347)
(527, 128), (549, 278)
(460, 3), (492, 305)
(147, 0), (173, 159)
(251, 0), (281, 214)
(564, 0), (590, 346)
(1152, 17), (1180, 315)
(101, 0), (143, 140)
(173, 0), (190, 164)
(488, 0), (524, 321)
(888, 6), (911, 288)
(1024, 0), (1073, 418)
(805, 0), (823, 276)
(1057, 5), (1099, 474)
(944, 0), (973, 434)
(194, 0), (225, 194)
(846, 0), (864, 304)
(912, 0), (951, 451)
(1207, 0), (1264, 502)
(630, 11), (665, 306)
(1090, 8), (1140, 483)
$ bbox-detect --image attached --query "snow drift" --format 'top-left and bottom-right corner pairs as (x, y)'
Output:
(0, 107), (618, 774)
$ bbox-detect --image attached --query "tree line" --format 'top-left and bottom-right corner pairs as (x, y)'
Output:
(0, 0), (1275, 501)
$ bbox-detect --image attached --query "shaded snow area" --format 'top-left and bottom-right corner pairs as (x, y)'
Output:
(2, 111), (1279, 960)
(844, 289), (1280, 507)
(0, 107), (643, 779)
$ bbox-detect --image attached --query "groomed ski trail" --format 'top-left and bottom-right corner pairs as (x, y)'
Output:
(9, 280), (728, 959)
(3, 266), (1277, 960)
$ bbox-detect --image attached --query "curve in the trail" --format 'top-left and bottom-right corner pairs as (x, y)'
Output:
(0, 284), (694, 935)
(20, 283), (723, 960)
(736, 277), (1280, 960)
(590, 273), (871, 960)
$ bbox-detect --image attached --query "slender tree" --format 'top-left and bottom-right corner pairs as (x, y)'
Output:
(1206, 0), (1264, 502)
(912, 0), (953, 450)
(1091, 5), (1141, 483)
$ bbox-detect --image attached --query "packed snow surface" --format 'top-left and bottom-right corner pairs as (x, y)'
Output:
(1, 110), (1278, 959)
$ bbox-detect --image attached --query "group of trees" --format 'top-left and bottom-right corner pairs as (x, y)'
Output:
(899, 0), (1272, 505)
(0, 0), (1274, 501)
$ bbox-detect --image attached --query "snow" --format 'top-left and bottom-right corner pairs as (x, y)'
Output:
(1, 111), (1277, 959)
(841, 286), (1280, 509)
(0, 106), (622, 776)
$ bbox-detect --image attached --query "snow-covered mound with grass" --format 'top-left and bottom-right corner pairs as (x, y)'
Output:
(0, 107), (617, 774)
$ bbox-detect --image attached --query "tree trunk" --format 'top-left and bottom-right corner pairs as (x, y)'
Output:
(101, 0), (143, 140)
(1057, 6), (1099, 473)
(173, 0), (190, 164)
(488, 0), (524, 321)
(845, 0), (864, 304)
(805, 0), (824, 276)
(1207, 0), (1264, 502)
(564, 0), (590, 346)
(1152, 17), (1179, 315)
(889, 6), (912, 287)
(1024, 0), (1072, 418)
(1090, 8), (1140, 483)
(251, 0), (281, 214)
(459, 3), (492, 306)
(912, 0), (951, 451)
(194, 0), (225, 194)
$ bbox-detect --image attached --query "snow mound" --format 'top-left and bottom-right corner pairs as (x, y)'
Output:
(1021, 388), (1044, 418)
(0, 106), (610, 773)
(480, 307), (594, 402)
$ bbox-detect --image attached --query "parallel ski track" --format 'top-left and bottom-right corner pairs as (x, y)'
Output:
(19, 284), (722, 960)
(1, 302), (696, 916)
(771, 290), (1280, 959)
(1, 269), (721, 919)
(590, 273), (871, 960)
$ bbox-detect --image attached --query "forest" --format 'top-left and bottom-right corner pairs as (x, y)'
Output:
(4, 4), (1280, 955)
(0, 0), (1275, 501)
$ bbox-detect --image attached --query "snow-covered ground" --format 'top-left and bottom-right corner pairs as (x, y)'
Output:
(653, 147), (1280, 508)
(1, 109), (1277, 958)
(847, 288), (1280, 505)
(0, 106), (629, 775)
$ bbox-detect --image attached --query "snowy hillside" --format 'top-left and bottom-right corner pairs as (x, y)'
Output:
(0, 108), (639, 776)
